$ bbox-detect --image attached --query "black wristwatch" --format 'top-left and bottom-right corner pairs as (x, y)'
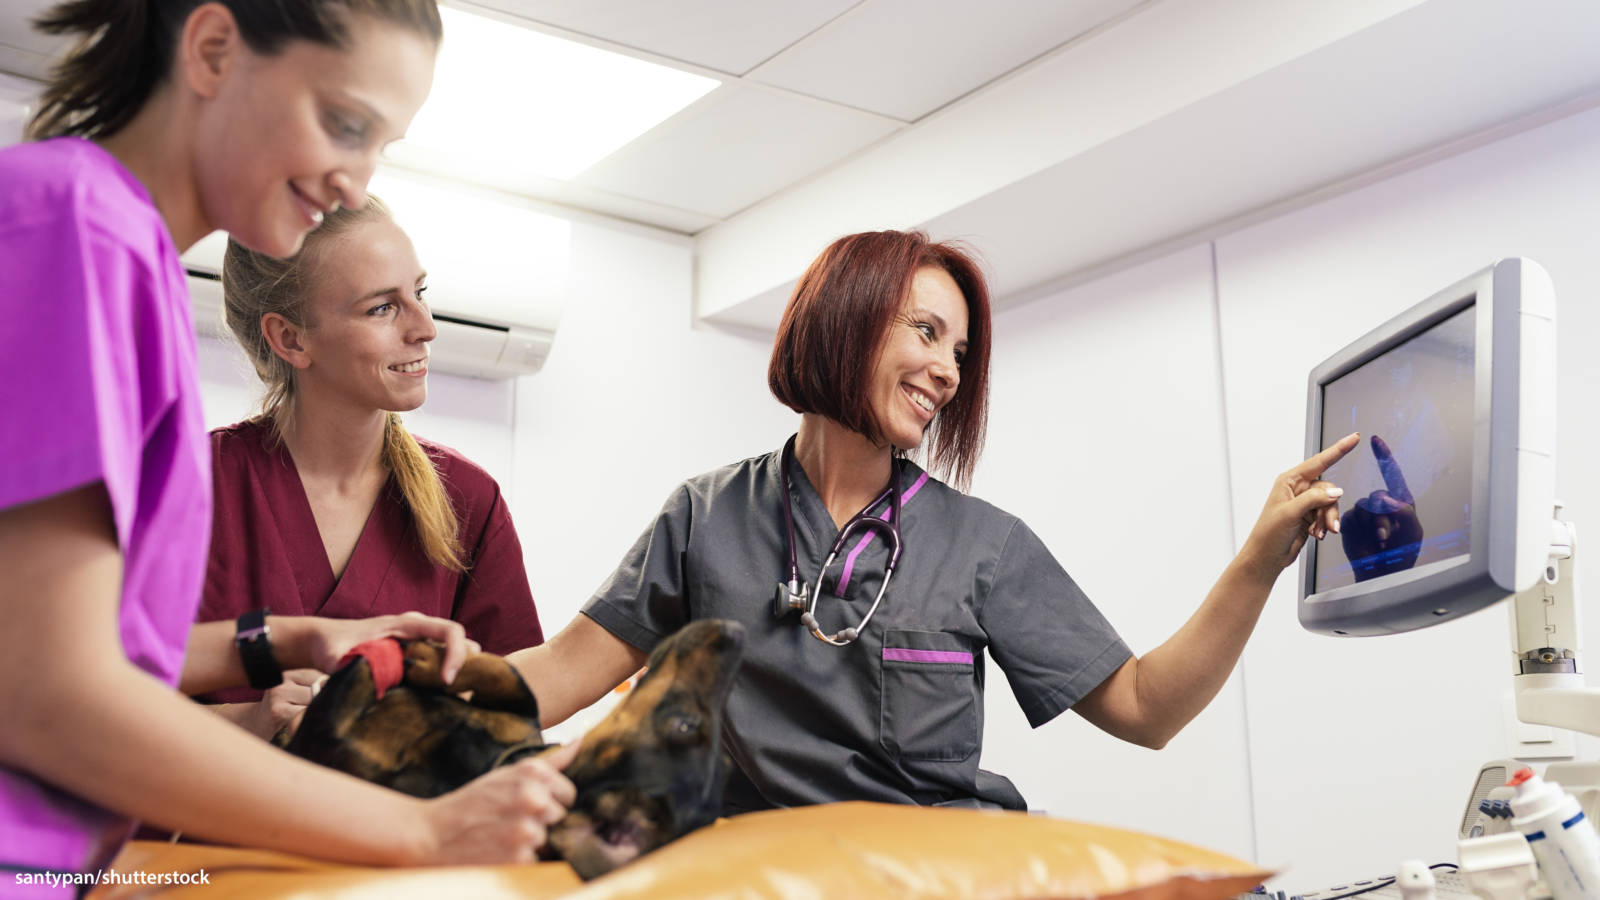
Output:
(235, 609), (283, 690)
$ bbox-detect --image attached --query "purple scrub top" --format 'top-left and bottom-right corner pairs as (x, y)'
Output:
(0, 138), (210, 888)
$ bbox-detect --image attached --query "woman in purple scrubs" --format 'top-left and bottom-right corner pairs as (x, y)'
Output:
(0, 1), (575, 889)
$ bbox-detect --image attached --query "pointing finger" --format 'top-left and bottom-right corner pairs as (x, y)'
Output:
(1291, 432), (1360, 483)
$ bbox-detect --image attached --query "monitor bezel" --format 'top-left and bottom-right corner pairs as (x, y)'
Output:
(1298, 260), (1528, 636)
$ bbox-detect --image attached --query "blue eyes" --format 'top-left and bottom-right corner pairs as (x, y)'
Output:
(367, 288), (427, 318)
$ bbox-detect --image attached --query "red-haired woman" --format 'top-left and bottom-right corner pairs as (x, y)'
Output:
(508, 230), (1356, 813)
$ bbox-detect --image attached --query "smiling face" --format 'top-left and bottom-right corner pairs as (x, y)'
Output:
(295, 216), (436, 412)
(193, 13), (436, 258)
(867, 266), (970, 452)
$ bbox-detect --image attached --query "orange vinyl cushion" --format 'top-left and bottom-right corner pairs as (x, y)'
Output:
(89, 801), (1268, 899)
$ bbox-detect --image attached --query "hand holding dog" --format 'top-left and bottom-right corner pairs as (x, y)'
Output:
(284, 611), (482, 685)
(416, 739), (583, 864)
(244, 668), (322, 740)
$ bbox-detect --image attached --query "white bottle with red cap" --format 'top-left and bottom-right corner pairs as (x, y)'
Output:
(1507, 766), (1600, 900)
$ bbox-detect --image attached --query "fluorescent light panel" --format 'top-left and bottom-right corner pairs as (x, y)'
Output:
(368, 169), (571, 328)
(398, 6), (720, 180)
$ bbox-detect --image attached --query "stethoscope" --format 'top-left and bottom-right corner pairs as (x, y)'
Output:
(775, 436), (903, 647)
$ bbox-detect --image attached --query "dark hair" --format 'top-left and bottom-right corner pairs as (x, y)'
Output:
(768, 230), (992, 490)
(26, 0), (442, 141)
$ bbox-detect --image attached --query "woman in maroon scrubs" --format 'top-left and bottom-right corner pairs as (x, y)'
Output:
(200, 196), (545, 738)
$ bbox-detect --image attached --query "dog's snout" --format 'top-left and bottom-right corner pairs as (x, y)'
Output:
(670, 619), (745, 659)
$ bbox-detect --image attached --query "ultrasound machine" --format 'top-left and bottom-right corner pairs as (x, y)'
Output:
(1242, 258), (1592, 900)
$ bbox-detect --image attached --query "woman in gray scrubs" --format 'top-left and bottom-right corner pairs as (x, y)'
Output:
(509, 229), (1355, 813)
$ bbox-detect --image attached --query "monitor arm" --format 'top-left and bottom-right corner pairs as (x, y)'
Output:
(1510, 505), (1598, 735)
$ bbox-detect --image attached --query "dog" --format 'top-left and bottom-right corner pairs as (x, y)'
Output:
(281, 619), (746, 879)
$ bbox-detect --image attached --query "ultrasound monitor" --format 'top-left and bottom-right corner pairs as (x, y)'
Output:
(1299, 258), (1556, 636)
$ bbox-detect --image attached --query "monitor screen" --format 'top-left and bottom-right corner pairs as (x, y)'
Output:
(1299, 258), (1555, 636)
(1313, 306), (1475, 593)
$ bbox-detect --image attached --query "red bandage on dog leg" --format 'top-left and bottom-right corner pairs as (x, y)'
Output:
(337, 638), (405, 700)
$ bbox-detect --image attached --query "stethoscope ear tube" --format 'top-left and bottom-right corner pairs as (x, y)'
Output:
(778, 436), (903, 647)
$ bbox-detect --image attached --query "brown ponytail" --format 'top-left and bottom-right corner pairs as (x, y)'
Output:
(222, 196), (465, 572)
(28, 0), (166, 140)
(27, 0), (442, 141)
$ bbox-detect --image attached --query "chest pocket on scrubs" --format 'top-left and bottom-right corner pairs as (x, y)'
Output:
(879, 629), (979, 762)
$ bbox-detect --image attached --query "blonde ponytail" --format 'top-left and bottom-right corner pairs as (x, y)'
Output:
(383, 412), (465, 572)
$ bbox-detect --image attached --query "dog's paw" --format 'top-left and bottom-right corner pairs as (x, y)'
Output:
(401, 640), (450, 689)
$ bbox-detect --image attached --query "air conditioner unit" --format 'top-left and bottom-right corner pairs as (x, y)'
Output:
(180, 218), (562, 380)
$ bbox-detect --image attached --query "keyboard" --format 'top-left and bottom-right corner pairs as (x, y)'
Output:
(1236, 868), (1503, 900)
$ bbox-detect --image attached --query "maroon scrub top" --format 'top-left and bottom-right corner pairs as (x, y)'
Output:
(198, 419), (543, 702)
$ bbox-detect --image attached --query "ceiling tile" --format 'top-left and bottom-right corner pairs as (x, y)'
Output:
(380, 141), (722, 234)
(0, 0), (58, 54)
(0, 0), (69, 80)
(573, 85), (901, 220)
(470, 0), (862, 75)
(749, 0), (1147, 121)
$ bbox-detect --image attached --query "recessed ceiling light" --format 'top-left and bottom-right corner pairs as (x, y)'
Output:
(395, 6), (721, 181)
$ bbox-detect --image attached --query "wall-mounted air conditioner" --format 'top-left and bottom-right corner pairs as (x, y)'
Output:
(179, 172), (570, 381)
(1, 90), (28, 147)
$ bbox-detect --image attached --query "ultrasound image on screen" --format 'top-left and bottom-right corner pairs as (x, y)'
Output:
(1314, 306), (1475, 593)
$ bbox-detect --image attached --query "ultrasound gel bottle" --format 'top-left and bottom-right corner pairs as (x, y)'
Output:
(1508, 767), (1600, 900)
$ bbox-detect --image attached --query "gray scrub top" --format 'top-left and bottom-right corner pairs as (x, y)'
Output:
(581, 441), (1131, 813)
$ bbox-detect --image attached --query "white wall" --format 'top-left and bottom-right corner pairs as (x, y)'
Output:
(972, 244), (1255, 860)
(1214, 102), (1600, 887)
(963, 98), (1600, 889)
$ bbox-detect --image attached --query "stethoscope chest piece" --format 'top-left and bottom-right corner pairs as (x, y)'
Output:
(774, 580), (808, 619)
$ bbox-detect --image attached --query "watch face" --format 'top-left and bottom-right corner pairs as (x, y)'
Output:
(237, 609), (270, 642)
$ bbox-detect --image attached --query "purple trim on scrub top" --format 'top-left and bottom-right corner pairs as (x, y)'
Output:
(837, 471), (930, 591)
(882, 647), (973, 665)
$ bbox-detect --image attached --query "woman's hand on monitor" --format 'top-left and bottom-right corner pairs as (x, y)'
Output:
(1240, 431), (1360, 579)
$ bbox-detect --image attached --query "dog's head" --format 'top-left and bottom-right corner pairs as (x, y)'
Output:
(544, 618), (746, 879)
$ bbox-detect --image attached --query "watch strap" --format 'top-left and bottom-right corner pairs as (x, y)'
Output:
(236, 609), (283, 690)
